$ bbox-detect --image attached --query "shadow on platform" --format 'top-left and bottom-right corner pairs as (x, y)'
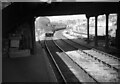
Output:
(2, 41), (57, 83)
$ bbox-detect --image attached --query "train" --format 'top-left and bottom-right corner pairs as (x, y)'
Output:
(45, 31), (54, 37)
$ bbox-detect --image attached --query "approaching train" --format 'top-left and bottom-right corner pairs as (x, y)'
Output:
(45, 31), (55, 37)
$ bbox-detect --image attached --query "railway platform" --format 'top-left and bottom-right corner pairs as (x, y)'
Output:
(2, 41), (57, 82)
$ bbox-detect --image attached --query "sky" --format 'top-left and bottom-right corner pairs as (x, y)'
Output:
(47, 14), (86, 22)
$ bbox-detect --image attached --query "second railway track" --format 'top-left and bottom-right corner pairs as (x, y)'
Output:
(60, 33), (120, 71)
(53, 34), (120, 83)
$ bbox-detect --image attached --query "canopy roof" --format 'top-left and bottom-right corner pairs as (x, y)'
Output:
(2, 2), (119, 37)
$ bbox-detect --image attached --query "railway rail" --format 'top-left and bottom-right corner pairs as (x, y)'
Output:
(53, 34), (119, 82)
(60, 33), (120, 71)
(44, 37), (80, 83)
(62, 31), (120, 61)
(44, 37), (67, 83)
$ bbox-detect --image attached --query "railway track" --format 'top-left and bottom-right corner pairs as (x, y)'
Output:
(59, 33), (120, 71)
(60, 37), (120, 71)
(62, 31), (120, 61)
(53, 35), (119, 82)
(44, 37), (80, 83)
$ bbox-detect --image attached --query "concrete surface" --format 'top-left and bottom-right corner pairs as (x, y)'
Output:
(2, 41), (57, 82)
